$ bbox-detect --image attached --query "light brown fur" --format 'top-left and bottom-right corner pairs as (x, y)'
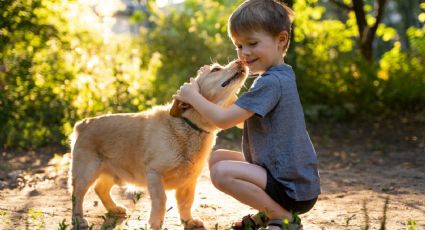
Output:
(69, 60), (247, 229)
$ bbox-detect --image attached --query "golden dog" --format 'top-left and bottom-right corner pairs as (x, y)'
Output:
(69, 60), (247, 229)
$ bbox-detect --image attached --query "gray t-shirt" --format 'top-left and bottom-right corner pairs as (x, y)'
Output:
(235, 64), (320, 201)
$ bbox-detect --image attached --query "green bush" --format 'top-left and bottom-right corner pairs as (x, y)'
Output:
(0, 0), (72, 148)
(139, 0), (240, 103)
(290, 1), (425, 120)
(377, 27), (425, 109)
(0, 0), (161, 148)
(0, 0), (424, 149)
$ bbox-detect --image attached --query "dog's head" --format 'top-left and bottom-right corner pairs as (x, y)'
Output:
(170, 60), (248, 117)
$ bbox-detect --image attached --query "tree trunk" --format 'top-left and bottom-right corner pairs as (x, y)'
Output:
(330, 0), (388, 61)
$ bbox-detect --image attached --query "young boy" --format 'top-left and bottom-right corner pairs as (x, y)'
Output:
(173, 0), (320, 229)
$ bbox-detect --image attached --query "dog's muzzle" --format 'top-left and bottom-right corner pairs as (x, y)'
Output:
(221, 70), (245, 87)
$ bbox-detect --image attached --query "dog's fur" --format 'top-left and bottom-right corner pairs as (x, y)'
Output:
(69, 60), (247, 229)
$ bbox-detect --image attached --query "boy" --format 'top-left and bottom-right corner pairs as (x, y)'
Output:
(173, 0), (320, 229)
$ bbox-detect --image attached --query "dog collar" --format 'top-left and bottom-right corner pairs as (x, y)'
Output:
(181, 117), (210, 134)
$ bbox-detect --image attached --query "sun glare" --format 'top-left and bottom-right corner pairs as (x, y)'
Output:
(156, 0), (168, 8)
(156, 0), (185, 8)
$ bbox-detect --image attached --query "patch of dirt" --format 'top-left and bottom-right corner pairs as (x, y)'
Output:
(0, 117), (424, 229)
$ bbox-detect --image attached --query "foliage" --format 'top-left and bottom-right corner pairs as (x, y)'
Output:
(0, 0), (160, 148)
(377, 27), (425, 109)
(140, 0), (241, 103)
(0, 0), (424, 149)
(290, 0), (425, 120)
(0, 0), (72, 148)
(291, 0), (365, 120)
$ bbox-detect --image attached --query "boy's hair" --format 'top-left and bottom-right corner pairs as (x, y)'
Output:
(228, 0), (295, 53)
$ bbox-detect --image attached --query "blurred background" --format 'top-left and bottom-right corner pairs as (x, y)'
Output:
(0, 0), (424, 149)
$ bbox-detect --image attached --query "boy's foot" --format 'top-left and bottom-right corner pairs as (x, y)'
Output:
(231, 212), (268, 229)
(258, 219), (303, 230)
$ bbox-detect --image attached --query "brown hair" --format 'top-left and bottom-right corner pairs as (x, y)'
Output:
(228, 0), (295, 52)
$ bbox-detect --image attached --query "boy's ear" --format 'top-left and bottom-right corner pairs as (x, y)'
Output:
(170, 99), (191, 117)
(278, 31), (289, 49)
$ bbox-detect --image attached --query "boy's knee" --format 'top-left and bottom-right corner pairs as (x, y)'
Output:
(209, 162), (233, 191)
(208, 149), (226, 169)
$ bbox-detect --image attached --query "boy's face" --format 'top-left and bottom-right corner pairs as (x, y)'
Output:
(231, 30), (287, 75)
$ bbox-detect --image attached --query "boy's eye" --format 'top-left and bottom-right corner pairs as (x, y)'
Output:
(211, 67), (221, 72)
(249, 42), (258, 46)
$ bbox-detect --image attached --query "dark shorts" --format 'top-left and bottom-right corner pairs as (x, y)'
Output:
(265, 171), (317, 214)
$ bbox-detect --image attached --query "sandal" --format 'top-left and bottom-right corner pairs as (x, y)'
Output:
(231, 212), (269, 230)
(258, 219), (303, 230)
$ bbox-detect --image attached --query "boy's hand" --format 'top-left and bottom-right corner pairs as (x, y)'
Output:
(172, 78), (200, 104)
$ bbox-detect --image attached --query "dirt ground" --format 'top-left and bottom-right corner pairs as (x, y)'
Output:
(1, 117), (424, 230)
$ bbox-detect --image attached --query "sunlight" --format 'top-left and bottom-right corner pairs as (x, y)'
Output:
(80, 0), (125, 17)
(156, 0), (168, 8)
(76, 0), (125, 40)
(156, 0), (185, 8)
(125, 185), (140, 193)
(172, 0), (185, 4)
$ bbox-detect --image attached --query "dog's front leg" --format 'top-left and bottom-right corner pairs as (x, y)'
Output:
(147, 170), (166, 230)
(176, 181), (205, 229)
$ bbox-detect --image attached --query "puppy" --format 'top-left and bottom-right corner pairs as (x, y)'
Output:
(69, 60), (247, 229)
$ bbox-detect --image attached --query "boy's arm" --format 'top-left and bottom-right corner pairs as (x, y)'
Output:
(172, 78), (253, 129)
(182, 93), (253, 130)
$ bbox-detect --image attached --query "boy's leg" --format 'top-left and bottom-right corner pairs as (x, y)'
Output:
(209, 149), (246, 169)
(210, 160), (292, 221)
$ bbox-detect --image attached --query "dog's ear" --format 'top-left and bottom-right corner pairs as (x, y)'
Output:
(170, 99), (191, 117)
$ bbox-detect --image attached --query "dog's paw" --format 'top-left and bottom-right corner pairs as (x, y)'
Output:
(149, 220), (163, 230)
(183, 218), (205, 229)
(72, 216), (89, 229)
(108, 205), (127, 216)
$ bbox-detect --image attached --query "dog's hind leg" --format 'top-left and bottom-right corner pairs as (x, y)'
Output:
(176, 182), (205, 229)
(94, 174), (127, 215)
(70, 150), (102, 229)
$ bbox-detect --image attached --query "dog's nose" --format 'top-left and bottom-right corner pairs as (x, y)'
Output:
(235, 59), (245, 66)
(234, 60), (247, 74)
(235, 60), (246, 68)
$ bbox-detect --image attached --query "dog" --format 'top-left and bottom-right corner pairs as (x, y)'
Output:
(69, 60), (247, 229)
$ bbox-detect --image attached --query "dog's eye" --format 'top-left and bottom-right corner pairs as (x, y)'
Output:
(210, 67), (221, 73)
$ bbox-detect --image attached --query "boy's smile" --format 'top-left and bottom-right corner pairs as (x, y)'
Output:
(245, 58), (259, 65)
(232, 30), (287, 75)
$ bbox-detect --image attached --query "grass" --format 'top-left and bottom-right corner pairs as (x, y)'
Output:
(405, 218), (416, 230)
(344, 214), (355, 227)
(0, 210), (11, 226)
(27, 208), (45, 229)
(58, 219), (68, 230)
(131, 191), (144, 204)
(357, 197), (417, 230)
(362, 200), (370, 230)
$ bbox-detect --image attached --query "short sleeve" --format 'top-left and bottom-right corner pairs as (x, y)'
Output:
(235, 75), (280, 118)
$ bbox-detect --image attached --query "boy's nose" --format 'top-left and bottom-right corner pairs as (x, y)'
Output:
(241, 48), (251, 56)
(239, 49), (252, 61)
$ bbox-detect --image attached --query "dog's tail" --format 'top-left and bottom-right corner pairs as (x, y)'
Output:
(69, 119), (91, 152)
(68, 119), (90, 194)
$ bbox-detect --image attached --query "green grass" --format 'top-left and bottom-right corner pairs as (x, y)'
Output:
(27, 208), (45, 229)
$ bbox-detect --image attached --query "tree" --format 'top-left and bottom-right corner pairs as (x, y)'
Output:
(329, 0), (388, 61)
(394, 0), (422, 50)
